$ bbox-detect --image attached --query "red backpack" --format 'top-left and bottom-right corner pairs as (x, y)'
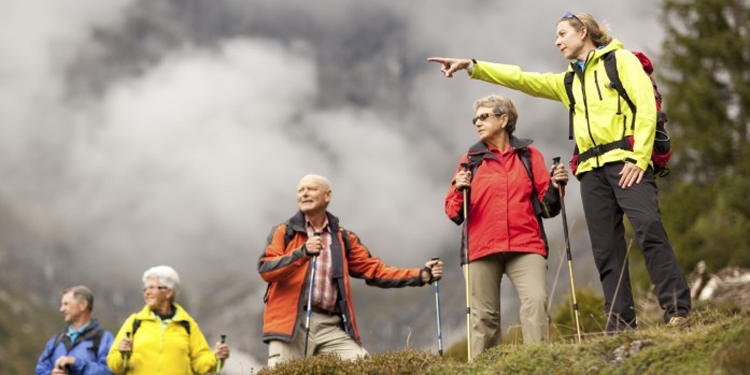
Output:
(564, 50), (672, 177)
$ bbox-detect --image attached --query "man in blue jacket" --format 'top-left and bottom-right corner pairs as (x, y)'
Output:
(36, 285), (114, 375)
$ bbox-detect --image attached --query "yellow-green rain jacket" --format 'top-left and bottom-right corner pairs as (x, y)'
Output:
(469, 39), (656, 175)
(107, 304), (217, 375)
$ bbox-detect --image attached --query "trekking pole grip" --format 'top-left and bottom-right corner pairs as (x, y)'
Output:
(216, 334), (227, 373)
(552, 157), (567, 188)
(430, 257), (441, 281)
(459, 163), (470, 192)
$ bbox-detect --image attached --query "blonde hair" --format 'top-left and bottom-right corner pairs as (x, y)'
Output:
(561, 13), (612, 47)
(473, 94), (518, 135)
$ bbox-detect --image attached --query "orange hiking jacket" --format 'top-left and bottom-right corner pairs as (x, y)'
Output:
(258, 211), (426, 344)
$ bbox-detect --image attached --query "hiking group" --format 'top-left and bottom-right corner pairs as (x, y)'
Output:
(35, 12), (691, 375)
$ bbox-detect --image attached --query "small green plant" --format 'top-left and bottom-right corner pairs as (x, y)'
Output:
(551, 287), (606, 340)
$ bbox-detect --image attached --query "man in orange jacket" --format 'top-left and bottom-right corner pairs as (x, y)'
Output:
(258, 174), (443, 367)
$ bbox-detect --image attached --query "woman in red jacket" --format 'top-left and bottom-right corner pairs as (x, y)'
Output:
(445, 94), (567, 357)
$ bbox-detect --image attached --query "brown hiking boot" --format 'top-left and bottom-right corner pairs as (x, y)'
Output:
(667, 316), (687, 326)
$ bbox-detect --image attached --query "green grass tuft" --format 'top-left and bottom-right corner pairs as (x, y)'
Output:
(258, 308), (750, 375)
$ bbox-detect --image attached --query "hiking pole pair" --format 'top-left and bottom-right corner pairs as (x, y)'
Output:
(215, 334), (227, 373)
(553, 157), (582, 344)
(431, 257), (443, 356)
(121, 331), (132, 375)
(459, 163), (472, 361)
(304, 232), (322, 358)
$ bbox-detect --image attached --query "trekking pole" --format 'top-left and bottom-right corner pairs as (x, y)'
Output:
(121, 331), (131, 375)
(553, 157), (582, 344)
(303, 232), (321, 358)
(460, 162), (472, 361)
(215, 334), (227, 373)
(431, 257), (443, 356)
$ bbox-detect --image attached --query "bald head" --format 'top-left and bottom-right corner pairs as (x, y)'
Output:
(297, 174), (332, 215)
(298, 174), (331, 191)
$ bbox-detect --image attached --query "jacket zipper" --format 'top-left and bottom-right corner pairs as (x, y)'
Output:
(594, 71), (603, 101)
(575, 50), (600, 168)
(622, 115), (627, 138)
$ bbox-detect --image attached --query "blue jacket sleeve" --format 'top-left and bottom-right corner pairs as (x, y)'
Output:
(70, 331), (116, 375)
(35, 336), (57, 375)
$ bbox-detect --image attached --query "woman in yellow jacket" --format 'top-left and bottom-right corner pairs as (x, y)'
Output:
(107, 266), (230, 375)
(428, 12), (690, 332)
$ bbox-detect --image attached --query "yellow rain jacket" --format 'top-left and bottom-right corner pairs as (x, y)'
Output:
(469, 39), (656, 175)
(107, 304), (217, 375)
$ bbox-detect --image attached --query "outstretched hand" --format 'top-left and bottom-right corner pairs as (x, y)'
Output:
(426, 57), (472, 78)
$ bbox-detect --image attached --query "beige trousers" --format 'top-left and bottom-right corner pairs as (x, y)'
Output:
(467, 252), (549, 358)
(267, 312), (367, 367)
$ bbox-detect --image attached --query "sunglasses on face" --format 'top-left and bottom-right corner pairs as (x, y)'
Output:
(472, 113), (504, 125)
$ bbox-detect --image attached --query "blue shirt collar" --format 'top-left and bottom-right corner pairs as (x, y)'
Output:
(67, 321), (90, 343)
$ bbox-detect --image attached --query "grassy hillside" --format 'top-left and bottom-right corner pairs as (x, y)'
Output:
(0, 284), (61, 375)
(260, 307), (749, 375)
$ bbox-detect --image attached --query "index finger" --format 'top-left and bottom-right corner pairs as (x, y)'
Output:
(426, 57), (446, 63)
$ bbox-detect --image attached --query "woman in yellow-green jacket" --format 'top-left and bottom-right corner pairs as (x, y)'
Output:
(107, 266), (230, 375)
(428, 12), (690, 332)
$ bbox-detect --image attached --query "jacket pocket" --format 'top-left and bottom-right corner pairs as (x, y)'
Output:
(594, 71), (603, 101)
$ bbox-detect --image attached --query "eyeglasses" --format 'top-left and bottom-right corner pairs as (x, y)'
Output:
(143, 286), (169, 293)
(472, 113), (504, 125)
(562, 12), (583, 25)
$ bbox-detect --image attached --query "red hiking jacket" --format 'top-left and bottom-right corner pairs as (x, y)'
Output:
(445, 138), (560, 262)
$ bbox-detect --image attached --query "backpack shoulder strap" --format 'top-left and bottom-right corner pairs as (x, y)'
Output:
(340, 228), (352, 254)
(89, 327), (104, 357)
(517, 148), (550, 252)
(283, 224), (295, 249)
(563, 71), (576, 140)
(603, 51), (636, 114)
(517, 148), (540, 210)
(131, 318), (142, 337)
(41, 332), (67, 362)
(178, 320), (191, 335)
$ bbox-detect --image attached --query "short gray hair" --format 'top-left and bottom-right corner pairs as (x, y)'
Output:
(473, 94), (519, 136)
(63, 285), (94, 312)
(142, 265), (181, 298)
